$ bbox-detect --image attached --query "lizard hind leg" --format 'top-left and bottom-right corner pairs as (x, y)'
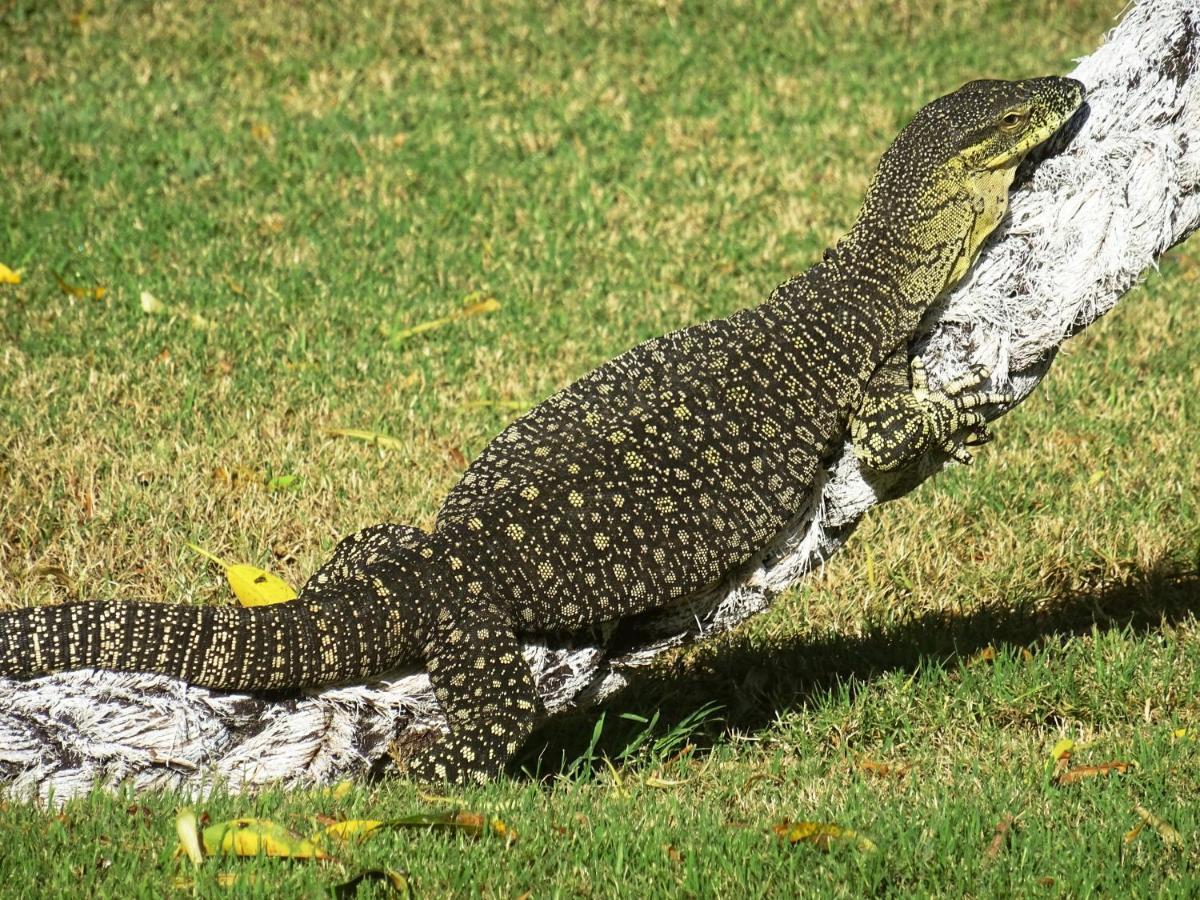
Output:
(851, 348), (1013, 472)
(401, 598), (542, 784)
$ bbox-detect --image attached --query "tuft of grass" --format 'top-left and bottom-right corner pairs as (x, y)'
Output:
(2, 0), (1197, 895)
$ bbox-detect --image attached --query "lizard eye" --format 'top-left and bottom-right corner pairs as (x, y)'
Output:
(999, 110), (1026, 130)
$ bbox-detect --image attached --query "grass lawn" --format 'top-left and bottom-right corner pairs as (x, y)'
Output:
(2, 0), (1198, 895)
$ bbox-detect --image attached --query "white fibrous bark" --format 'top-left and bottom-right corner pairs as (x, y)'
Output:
(2, 0), (1197, 805)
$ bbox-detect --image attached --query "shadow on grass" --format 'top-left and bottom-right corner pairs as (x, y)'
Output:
(518, 559), (1200, 779)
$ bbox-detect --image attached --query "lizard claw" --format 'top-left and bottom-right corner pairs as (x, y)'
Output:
(905, 356), (1011, 465)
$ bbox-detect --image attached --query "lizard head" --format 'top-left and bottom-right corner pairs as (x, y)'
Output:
(933, 76), (1085, 172)
(853, 76), (1084, 297)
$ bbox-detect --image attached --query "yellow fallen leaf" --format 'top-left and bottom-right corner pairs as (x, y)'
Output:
(319, 780), (354, 801)
(175, 807), (204, 867)
(1172, 728), (1193, 741)
(317, 819), (385, 844)
(383, 294), (500, 344)
(217, 872), (259, 888)
(250, 121), (274, 145)
(1050, 738), (1075, 762)
(773, 820), (877, 853)
(202, 818), (330, 860)
(324, 427), (406, 451)
(1133, 804), (1183, 850)
(140, 290), (165, 314)
(53, 270), (105, 300)
(186, 543), (297, 606)
(0, 263), (20, 285)
(140, 289), (212, 329)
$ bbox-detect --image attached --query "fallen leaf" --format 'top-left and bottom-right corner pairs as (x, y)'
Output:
(266, 473), (301, 491)
(140, 289), (212, 329)
(250, 121), (274, 146)
(984, 813), (1015, 860)
(320, 780), (354, 801)
(333, 868), (411, 898)
(318, 819), (386, 845)
(383, 293), (500, 344)
(216, 872), (259, 888)
(1049, 738), (1075, 762)
(0, 263), (21, 285)
(202, 818), (330, 860)
(1132, 805), (1183, 849)
(969, 645), (997, 665)
(858, 758), (909, 778)
(140, 290), (165, 314)
(644, 775), (688, 788)
(325, 427), (406, 451)
(54, 270), (105, 300)
(1055, 761), (1134, 785)
(390, 810), (514, 841)
(446, 446), (468, 469)
(1049, 738), (1075, 780)
(664, 843), (684, 864)
(186, 543), (298, 606)
(772, 820), (877, 853)
(175, 808), (204, 867)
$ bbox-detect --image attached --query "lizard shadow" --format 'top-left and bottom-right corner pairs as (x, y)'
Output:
(517, 557), (1199, 780)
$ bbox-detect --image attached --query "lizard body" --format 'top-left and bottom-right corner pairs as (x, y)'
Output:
(0, 77), (1083, 783)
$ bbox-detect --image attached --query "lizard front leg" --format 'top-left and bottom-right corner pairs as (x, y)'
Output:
(400, 598), (542, 784)
(851, 346), (1012, 472)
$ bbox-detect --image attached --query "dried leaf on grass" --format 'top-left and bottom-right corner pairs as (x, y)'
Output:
(266, 473), (301, 491)
(324, 427), (406, 451)
(139, 290), (212, 329)
(186, 543), (298, 607)
(53, 270), (105, 300)
(175, 808), (204, 868)
(772, 820), (877, 853)
(315, 810), (514, 846)
(858, 758), (909, 778)
(202, 818), (331, 860)
(1129, 805), (1183, 850)
(318, 819), (386, 845)
(383, 293), (500, 344)
(984, 813), (1015, 860)
(1055, 761), (1135, 785)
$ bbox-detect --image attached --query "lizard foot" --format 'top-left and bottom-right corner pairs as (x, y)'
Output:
(909, 356), (1013, 465)
(852, 355), (1013, 471)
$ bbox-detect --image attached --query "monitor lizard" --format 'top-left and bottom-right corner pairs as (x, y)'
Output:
(0, 76), (1084, 783)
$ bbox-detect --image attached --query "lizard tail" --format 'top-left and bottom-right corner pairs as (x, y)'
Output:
(0, 592), (421, 691)
(0, 524), (436, 691)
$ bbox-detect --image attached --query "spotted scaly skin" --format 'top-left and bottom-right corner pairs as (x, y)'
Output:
(0, 78), (1084, 783)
